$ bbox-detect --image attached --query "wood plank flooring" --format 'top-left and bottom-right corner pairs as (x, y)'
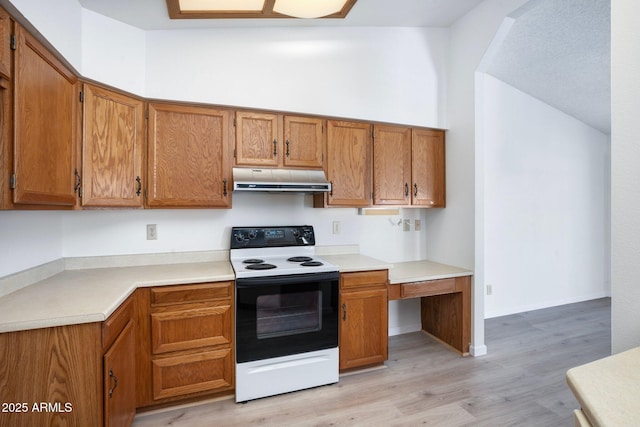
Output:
(132, 298), (611, 427)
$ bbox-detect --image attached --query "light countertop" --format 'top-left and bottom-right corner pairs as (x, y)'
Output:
(0, 261), (234, 333)
(388, 260), (472, 284)
(567, 346), (640, 426)
(0, 252), (472, 334)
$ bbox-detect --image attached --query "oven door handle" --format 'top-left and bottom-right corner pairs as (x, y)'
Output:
(236, 271), (339, 288)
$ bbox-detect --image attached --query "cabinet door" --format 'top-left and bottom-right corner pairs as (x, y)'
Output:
(104, 321), (136, 427)
(373, 125), (411, 205)
(235, 111), (280, 167)
(339, 288), (388, 370)
(82, 84), (145, 207)
(0, 6), (10, 79)
(324, 120), (371, 207)
(283, 115), (324, 169)
(412, 129), (445, 207)
(148, 103), (232, 208)
(13, 24), (79, 206)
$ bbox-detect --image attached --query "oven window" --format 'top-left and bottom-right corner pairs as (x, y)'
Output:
(256, 291), (322, 339)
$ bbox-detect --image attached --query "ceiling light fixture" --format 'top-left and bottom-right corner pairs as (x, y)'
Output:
(166, 0), (357, 20)
(273, 0), (350, 19)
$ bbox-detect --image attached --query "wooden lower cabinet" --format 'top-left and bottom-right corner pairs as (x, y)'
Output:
(137, 281), (235, 407)
(104, 321), (136, 427)
(102, 296), (136, 427)
(339, 270), (388, 371)
(0, 293), (139, 427)
(0, 323), (102, 427)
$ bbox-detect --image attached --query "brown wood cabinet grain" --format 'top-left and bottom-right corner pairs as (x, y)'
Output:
(373, 125), (411, 205)
(103, 320), (136, 427)
(282, 115), (324, 169)
(373, 126), (446, 207)
(412, 128), (446, 207)
(82, 84), (145, 208)
(315, 120), (372, 207)
(147, 103), (232, 208)
(140, 281), (235, 406)
(12, 23), (79, 207)
(0, 6), (10, 79)
(235, 112), (324, 169)
(339, 270), (388, 371)
(0, 323), (103, 427)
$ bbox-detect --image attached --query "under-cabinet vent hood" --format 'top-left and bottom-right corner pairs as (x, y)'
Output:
(233, 168), (331, 193)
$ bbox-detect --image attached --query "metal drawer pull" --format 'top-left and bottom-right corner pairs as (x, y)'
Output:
(136, 176), (142, 196)
(273, 139), (278, 156)
(108, 369), (118, 398)
(342, 303), (347, 321)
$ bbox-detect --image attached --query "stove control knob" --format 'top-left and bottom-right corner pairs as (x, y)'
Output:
(248, 230), (257, 239)
(292, 229), (300, 238)
(234, 233), (245, 242)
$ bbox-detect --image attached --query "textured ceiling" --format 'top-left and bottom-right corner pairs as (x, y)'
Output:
(486, 0), (611, 134)
(78, 0), (485, 29)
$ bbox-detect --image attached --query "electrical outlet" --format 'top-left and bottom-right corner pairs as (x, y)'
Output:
(403, 219), (410, 232)
(486, 284), (493, 296)
(414, 219), (421, 231)
(147, 224), (158, 240)
(332, 221), (340, 235)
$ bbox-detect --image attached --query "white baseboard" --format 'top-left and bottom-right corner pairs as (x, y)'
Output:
(388, 323), (422, 337)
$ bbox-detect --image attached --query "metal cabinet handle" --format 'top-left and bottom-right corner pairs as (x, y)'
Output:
(414, 183), (418, 197)
(330, 181), (334, 197)
(136, 176), (142, 196)
(74, 169), (81, 194)
(404, 183), (409, 197)
(342, 303), (347, 321)
(223, 178), (228, 196)
(273, 139), (278, 156)
(285, 140), (290, 157)
(108, 368), (118, 398)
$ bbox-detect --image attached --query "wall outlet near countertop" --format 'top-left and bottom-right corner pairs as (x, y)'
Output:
(147, 224), (158, 240)
(486, 284), (493, 296)
(403, 219), (410, 232)
(332, 221), (341, 235)
(414, 219), (421, 231)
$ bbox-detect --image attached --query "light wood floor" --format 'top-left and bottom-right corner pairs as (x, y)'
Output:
(133, 298), (611, 427)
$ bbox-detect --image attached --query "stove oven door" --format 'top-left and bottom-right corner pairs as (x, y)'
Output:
(235, 271), (339, 363)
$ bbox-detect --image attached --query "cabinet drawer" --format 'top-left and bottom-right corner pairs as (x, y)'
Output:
(152, 348), (233, 400)
(151, 304), (232, 354)
(151, 281), (232, 306)
(401, 278), (455, 298)
(102, 295), (133, 350)
(340, 270), (388, 290)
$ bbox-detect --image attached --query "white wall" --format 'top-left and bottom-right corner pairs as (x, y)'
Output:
(81, 9), (146, 95)
(145, 26), (448, 128)
(481, 74), (609, 318)
(433, 0), (529, 356)
(5, 0), (82, 69)
(611, 0), (640, 353)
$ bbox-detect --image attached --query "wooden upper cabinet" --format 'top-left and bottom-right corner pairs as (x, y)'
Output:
(234, 111), (280, 167)
(12, 24), (79, 207)
(0, 6), (10, 79)
(320, 120), (371, 207)
(412, 128), (445, 207)
(82, 84), (145, 208)
(373, 125), (411, 205)
(147, 103), (232, 208)
(282, 115), (324, 169)
(234, 111), (324, 169)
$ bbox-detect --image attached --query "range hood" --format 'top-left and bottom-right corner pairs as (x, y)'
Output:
(233, 168), (331, 193)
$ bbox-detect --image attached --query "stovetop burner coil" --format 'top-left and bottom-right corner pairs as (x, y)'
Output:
(287, 256), (314, 263)
(243, 259), (265, 264)
(245, 263), (277, 270)
(301, 261), (323, 267)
